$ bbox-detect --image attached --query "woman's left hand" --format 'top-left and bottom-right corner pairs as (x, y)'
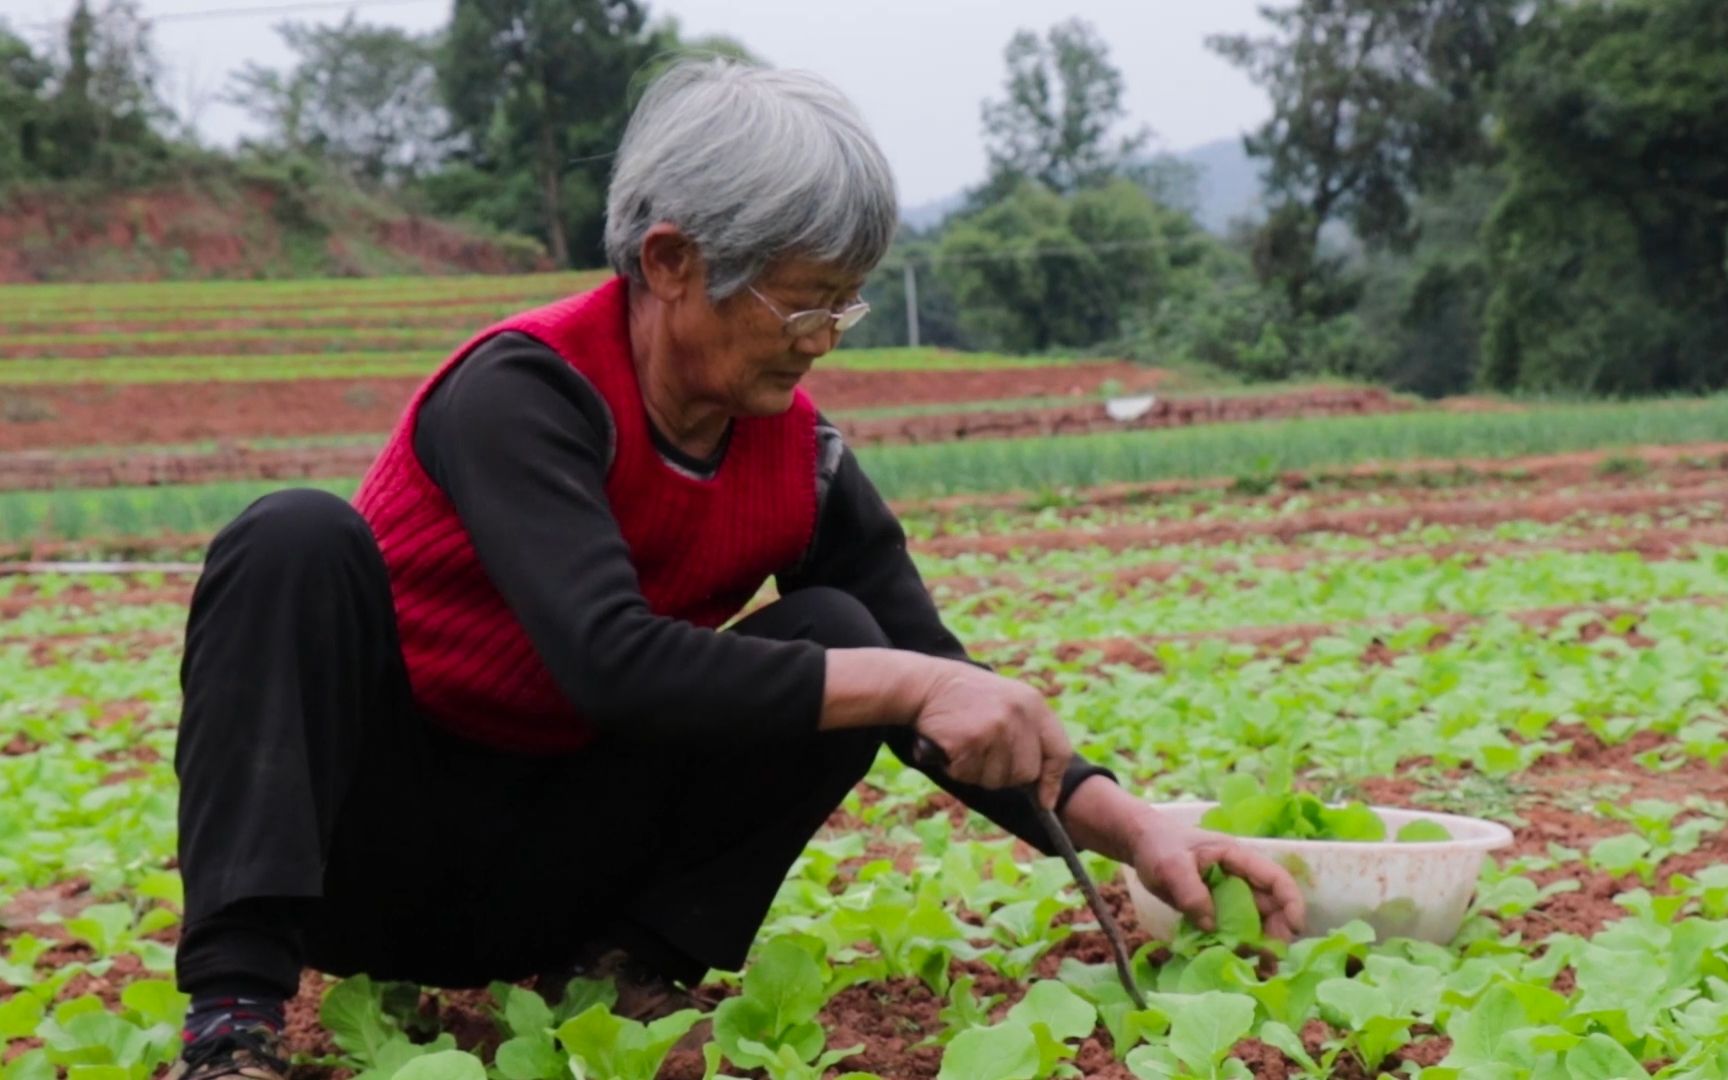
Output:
(1128, 818), (1306, 941)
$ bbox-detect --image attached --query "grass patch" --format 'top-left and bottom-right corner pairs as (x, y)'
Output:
(0, 479), (357, 545)
(0, 347), (1096, 386)
(858, 395), (1728, 500)
(4, 396), (1726, 544)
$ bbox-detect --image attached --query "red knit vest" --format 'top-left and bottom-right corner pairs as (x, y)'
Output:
(354, 277), (819, 752)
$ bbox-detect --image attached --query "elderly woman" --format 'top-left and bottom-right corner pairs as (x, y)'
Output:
(166, 59), (1302, 1080)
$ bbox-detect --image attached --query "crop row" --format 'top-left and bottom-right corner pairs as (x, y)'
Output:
(5, 550), (1728, 1077)
(6, 408), (1728, 552)
(0, 271), (603, 318)
(0, 347), (1059, 388)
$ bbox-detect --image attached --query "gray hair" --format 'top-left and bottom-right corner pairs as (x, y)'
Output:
(604, 58), (899, 300)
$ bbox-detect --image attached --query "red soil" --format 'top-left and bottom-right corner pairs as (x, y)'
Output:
(0, 183), (550, 285)
(916, 476), (1728, 558)
(841, 386), (1407, 446)
(979, 599), (1721, 674)
(0, 363), (1165, 453)
(901, 443), (1728, 520)
(0, 385), (1417, 487)
(928, 520), (1728, 598)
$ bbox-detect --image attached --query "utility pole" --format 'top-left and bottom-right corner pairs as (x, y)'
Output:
(903, 261), (921, 347)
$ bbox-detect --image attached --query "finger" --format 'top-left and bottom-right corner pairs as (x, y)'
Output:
(1214, 846), (1307, 934)
(1262, 909), (1296, 943)
(1152, 855), (1215, 933)
(1035, 714), (1070, 810)
(977, 741), (1010, 790)
(1010, 722), (1042, 791)
(945, 748), (983, 788)
(1036, 751), (1065, 810)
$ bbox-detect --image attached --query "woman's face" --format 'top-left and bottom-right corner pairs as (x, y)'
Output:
(679, 256), (867, 417)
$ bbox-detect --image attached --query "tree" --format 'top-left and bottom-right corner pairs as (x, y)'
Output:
(32, 0), (174, 182)
(976, 18), (1151, 203)
(934, 179), (1207, 353)
(228, 16), (448, 186)
(1348, 166), (1502, 395)
(440, 0), (665, 267)
(0, 24), (55, 186)
(1209, 0), (1522, 316)
(1481, 0), (1728, 394)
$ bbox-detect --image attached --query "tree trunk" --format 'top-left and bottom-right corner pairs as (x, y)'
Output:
(538, 111), (568, 266)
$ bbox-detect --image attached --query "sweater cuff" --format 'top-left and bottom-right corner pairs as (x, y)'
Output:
(1056, 757), (1119, 816)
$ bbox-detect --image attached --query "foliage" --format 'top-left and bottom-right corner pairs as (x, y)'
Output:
(437, 0), (665, 267)
(1200, 774), (1451, 842)
(227, 16), (448, 187)
(0, 0), (175, 191)
(1208, 0), (1521, 318)
(1480, 0), (1728, 394)
(0, 24), (56, 188)
(13, 427), (1728, 1076)
(710, 938), (853, 1072)
(934, 179), (1210, 353)
(975, 18), (1151, 203)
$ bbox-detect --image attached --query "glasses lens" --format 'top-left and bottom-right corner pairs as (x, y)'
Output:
(785, 310), (832, 338)
(835, 303), (870, 333)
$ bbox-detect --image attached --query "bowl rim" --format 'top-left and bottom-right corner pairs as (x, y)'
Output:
(1146, 799), (1515, 854)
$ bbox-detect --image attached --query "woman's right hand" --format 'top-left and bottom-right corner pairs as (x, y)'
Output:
(911, 661), (1073, 809)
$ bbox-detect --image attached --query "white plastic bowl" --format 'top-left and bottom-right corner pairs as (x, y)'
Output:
(1123, 801), (1514, 944)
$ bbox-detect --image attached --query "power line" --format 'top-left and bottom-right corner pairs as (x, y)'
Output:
(154, 0), (439, 23)
(16, 0), (440, 32)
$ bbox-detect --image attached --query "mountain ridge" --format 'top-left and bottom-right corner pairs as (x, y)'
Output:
(901, 136), (1263, 234)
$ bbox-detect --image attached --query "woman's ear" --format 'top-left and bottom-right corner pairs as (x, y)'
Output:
(638, 224), (700, 303)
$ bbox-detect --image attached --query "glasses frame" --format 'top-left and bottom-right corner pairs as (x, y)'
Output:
(748, 285), (871, 339)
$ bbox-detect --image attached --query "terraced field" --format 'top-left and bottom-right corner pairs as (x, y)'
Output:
(7, 425), (1728, 1077)
(9, 271), (1728, 1078)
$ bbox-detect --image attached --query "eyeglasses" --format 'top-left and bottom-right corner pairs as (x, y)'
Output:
(748, 285), (870, 339)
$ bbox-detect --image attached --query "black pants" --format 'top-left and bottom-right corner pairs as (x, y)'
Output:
(173, 488), (892, 995)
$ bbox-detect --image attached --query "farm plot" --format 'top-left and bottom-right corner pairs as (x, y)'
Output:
(0, 386), (1404, 489)
(6, 444), (1728, 1080)
(0, 270), (1181, 454)
(0, 357), (1169, 453)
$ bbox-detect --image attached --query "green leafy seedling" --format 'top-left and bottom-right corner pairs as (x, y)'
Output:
(556, 1004), (704, 1080)
(1124, 991), (1256, 1079)
(712, 938), (856, 1072)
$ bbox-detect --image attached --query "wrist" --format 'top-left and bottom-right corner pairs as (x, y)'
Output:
(1060, 773), (1149, 864)
(821, 648), (938, 732)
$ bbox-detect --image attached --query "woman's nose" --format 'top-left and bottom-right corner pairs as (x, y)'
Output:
(793, 323), (840, 358)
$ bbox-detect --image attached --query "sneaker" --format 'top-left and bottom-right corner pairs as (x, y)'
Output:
(536, 941), (698, 1023)
(164, 1023), (288, 1080)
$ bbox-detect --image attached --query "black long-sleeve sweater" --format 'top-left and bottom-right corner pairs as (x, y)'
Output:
(409, 332), (1116, 853)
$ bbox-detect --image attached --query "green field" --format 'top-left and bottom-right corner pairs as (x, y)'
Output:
(4, 399), (1726, 548)
(7, 438), (1728, 1078)
(6, 271), (1728, 1079)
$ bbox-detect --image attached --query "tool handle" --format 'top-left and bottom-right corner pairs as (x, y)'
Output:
(913, 737), (1146, 1009)
(913, 734), (1047, 802)
(911, 734), (949, 772)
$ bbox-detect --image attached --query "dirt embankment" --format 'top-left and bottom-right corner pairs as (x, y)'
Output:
(842, 386), (1407, 446)
(0, 382), (1397, 489)
(898, 443), (1728, 520)
(0, 178), (550, 285)
(0, 363), (1165, 456)
(915, 474), (1728, 558)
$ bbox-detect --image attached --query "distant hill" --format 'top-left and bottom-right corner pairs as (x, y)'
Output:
(1178, 136), (1264, 234)
(900, 135), (1266, 236)
(902, 192), (968, 233)
(0, 168), (550, 284)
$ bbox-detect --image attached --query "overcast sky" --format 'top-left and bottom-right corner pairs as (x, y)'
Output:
(2, 0), (1273, 206)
